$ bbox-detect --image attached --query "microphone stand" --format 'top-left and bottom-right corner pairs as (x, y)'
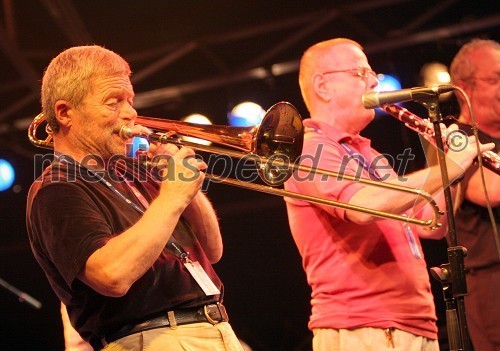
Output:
(421, 96), (472, 351)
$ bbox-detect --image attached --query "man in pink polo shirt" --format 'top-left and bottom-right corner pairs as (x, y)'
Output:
(284, 38), (493, 350)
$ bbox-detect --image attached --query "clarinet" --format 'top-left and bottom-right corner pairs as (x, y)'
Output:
(380, 103), (500, 175)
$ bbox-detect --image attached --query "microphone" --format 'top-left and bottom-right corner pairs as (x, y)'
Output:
(362, 85), (455, 109)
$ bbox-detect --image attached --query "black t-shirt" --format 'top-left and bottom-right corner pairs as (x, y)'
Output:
(26, 158), (223, 342)
(455, 123), (500, 269)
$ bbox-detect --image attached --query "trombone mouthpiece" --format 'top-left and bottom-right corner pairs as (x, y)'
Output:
(118, 125), (134, 140)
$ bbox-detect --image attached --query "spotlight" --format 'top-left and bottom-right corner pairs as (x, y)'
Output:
(183, 113), (211, 125)
(420, 62), (451, 85)
(182, 114), (212, 146)
(228, 102), (265, 127)
(127, 136), (150, 157)
(420, 62), (452, 101)
(374, 73), (402, 115)
(0, 158), (15, 192)
(375, 73), (402, 92)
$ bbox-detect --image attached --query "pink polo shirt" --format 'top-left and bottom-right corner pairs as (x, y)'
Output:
(284, 119), (437, 339)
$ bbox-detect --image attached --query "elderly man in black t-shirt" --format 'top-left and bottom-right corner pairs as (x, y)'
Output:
(449, 39), (500, 351)
(26, 45), (244, 351)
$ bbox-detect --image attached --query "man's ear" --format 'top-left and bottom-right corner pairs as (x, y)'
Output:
(312, 73), (331, 102)
(54, 100), (73, 127)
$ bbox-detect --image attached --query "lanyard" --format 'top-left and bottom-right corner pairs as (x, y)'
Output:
(96, 168), (191, 261)
(339, 145), (421, 259)
(305, 132), (421, 258)
(114, 168), (150, 210)
(54, 155), (190, 261)
(340, 142), (382, 181)
(95, 172), (147, 214)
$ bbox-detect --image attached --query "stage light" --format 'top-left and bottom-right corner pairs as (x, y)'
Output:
(373, 73), (402, 116)
(420, 62), (451, 86)
(375, 73), (402, 92)
(183, 113), (211, 125)
(228, 102), (265, 127)
(420, 62), (452, 101)
(182, 114), (212, 145)
(127, 136), (150, 157)
(0, 158), (15, 192)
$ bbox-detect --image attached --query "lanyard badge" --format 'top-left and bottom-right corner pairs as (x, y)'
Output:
(403, 222), (422, 259)
(168, 240), (221, 296)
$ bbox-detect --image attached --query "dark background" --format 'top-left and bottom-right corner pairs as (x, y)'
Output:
(1, 1), (499, 350)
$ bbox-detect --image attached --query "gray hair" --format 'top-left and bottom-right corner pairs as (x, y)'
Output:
(41, 45), (131, 132)
(450, 39), (500, 83)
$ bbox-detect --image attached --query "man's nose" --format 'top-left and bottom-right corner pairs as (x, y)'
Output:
(121, 101), (138, 120)
(369, 73), (379, 90)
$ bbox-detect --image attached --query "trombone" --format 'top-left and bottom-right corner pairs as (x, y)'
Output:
(28, 101), (442, 229)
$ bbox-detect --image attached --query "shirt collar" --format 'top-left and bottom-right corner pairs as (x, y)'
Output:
(302, 118), (369, 145)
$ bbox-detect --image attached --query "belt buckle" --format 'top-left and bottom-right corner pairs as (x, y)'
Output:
(203, 302), (228, 324)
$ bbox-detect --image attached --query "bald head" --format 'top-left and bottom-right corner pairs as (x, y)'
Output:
(299, 38), (363, 111)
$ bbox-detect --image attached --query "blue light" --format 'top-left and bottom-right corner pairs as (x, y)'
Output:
(127, 137), (150, 157)
(375, 74), (402, 92)
(228, 102), (265, 127)
(0, 159), (15, 192)
(374, 74), (402, 116)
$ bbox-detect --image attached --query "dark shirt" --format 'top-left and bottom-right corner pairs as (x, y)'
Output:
(26, 158), (223, 342)
(455, 123), (500, 269)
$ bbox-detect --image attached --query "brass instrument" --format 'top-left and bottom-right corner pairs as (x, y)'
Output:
(381, 103), (500, 175)
(30, 102), (304, 186)
(28, 101), (442, 229)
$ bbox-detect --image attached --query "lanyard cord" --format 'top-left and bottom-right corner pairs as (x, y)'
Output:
(340, 144), (422, 258)
(340, 142), (382, 181)
(53, 155), (190, 260)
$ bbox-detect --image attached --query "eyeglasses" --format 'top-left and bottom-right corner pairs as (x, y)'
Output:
(321, 67), (378, 81)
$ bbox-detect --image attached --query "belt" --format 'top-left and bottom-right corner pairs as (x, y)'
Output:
(90, 303), (228, 351)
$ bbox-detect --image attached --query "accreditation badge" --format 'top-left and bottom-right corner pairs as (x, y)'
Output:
(184, 260), (221, 296)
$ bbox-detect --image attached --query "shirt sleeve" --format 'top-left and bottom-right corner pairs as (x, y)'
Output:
(29, 181), (112, 288)
(285, 135), (366, 221)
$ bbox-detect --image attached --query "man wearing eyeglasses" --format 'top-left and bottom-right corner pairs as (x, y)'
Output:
(448, 39), (500, 351)
(283, 38), (493, 350)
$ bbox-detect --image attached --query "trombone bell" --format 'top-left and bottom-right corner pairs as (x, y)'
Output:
(126, 102), (303, 186)
(29, 102), (304, 186)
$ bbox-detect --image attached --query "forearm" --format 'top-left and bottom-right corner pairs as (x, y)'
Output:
(182, 192), (223, 263)
(346, 164), (457, 224)
(465, 168), (500, 206)
(341, 128), (492, 224)
(78, 197), (185, 297)
(413, 188), (455, 239)
(79, 147), (208, 297)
